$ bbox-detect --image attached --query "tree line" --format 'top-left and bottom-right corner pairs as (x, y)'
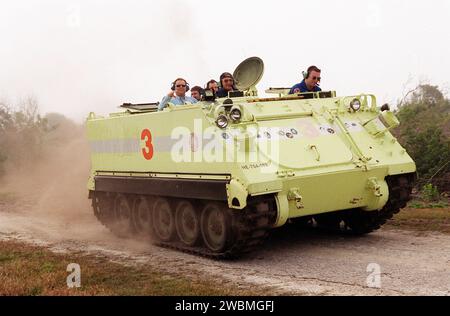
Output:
(393, 84), (450, 192)
(0, 97), (48, 176)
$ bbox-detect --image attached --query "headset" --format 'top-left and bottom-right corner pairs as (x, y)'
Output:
(302, 70), (309, 80)
(171, 78), (190, 92)
(303, 66), (321, 81)
(219, 72), (237, 90)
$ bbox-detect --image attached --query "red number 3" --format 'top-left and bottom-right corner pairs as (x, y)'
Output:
(141, 129), (154, 160)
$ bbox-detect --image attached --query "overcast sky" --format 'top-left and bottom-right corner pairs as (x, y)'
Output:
(1, 0), (449, 121)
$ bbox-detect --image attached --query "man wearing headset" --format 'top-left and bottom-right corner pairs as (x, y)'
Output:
(289, 66), (322, 94)
(205, 79), (219, 94)
(216, 72), (238, 98)
(158, 78), (198, 111)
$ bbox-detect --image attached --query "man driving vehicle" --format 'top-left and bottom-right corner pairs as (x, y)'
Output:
(289, 66), (322, 94)
(216, 72), (238, 98)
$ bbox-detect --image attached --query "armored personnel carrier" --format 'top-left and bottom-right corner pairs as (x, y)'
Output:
(86, 57), (416, 258)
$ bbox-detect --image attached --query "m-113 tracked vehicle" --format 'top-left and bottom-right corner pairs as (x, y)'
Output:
(86, 57), (416, 258)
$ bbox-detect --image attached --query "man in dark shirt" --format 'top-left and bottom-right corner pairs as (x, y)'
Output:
(205, 79), (219, 94)
(216, 72), (237, 98)
(289, 66), (322, 94)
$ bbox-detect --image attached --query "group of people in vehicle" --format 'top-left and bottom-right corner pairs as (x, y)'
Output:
(158, 66), (322, 111)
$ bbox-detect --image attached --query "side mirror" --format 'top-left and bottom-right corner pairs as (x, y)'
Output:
(380, 103), (390, 112)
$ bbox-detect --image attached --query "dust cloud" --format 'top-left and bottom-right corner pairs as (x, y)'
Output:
(0, 112), (158, 253)
(0, 117), (110, 242)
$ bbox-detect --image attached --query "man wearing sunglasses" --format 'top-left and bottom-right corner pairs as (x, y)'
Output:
(216, 72), (238, 98)
(289, 66), (322, 94)
(158, 78), (198, 111)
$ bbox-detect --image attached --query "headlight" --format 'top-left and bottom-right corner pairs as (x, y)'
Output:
(216, 114), (229, 129)
(229, 107), (242, 122)
(350, 99), (361, 111)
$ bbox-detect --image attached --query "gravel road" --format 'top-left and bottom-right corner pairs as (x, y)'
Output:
(1, 197), (449, 296)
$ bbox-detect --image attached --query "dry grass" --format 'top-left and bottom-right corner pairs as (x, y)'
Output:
(0, 240), (269, 296)
(387, 207), (450, 234)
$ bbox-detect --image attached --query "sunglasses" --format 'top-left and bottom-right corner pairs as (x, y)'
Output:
(176, 84), (186, 88)
(312, 76), (321, 81)
(223, 79), (234, 83)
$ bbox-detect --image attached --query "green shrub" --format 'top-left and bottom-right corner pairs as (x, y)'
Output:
(394, 84), (450, 191)
(421, 183), (440, 202)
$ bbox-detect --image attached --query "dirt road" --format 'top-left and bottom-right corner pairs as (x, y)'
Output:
(1, 196), (449, 296)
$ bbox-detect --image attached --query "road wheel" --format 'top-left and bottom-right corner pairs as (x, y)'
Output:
(175, 200), (201, 247)
(112, 194), (133, 237)
(132, 196), (154, 237)
(314, 212), (343, 232)
(343, 209), (383, 235)
(152, 197), (176, 242)
(201, 202), (232, 253)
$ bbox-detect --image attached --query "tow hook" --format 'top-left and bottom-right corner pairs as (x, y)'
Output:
(288, 188), (304, 209)
(367, 178), (383, 197)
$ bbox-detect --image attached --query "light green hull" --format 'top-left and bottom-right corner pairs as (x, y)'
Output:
(87, 93), (416, 228)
